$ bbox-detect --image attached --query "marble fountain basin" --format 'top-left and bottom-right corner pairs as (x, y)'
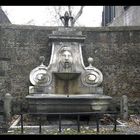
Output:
(26, 94), (112, 113)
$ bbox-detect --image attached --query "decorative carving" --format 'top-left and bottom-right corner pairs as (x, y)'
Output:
(60, 11), (73, 27)
(58, 47), (74, 72)
(26, 28), (112, 114)
(30, 56), (52, 86)
(81, 57), (103, 86)
(39, 56), (45, 66)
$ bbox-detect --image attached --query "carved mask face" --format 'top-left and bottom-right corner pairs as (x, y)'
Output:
(60, 50), (73, 68)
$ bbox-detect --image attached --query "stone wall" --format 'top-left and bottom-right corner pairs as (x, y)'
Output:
(0, 24), (139, 112)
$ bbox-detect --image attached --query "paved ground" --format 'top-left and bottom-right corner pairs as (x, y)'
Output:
(7, 122), (140, 135)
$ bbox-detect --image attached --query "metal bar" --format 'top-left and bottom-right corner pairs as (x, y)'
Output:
(18, 111), (118, 134)
(96, 113), (99, 133)
(20, 113), (23, 134)
(77, 114), (80, 132)
(39, 116), (42, 134)
(27, 111), (118, 116)
(20, 103), (22, 113)
(59, 114), (61, 133)
(113, 114), (117, 132)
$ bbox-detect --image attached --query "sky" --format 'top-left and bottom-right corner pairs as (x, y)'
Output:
(2, 6), (103, 27)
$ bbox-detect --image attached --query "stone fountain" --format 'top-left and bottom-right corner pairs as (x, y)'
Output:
(26, 12), (112, 113)
(26, 27), (112, 113)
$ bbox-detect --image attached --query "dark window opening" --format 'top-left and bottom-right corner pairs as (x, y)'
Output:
(124, 6), (130, 10)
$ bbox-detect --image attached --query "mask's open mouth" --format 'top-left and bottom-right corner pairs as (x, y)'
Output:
(65, 62), (69, 64)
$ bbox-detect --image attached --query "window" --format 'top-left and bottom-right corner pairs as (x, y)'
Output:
(0, 57), (10, 76)
(124, 6), (130, 10)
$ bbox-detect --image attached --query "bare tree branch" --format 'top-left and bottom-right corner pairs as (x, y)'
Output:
(68, 6), (72, 16)
(54, 6), (65, 25)
(53, 6), (85, 27)
(67, 6), (72, 26)
(26, 19), (35, 25)
(71, 6), (84, 26)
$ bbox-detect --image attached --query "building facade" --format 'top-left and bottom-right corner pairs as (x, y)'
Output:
(102, 6), (140, 26)
(0, 7), (11, 24)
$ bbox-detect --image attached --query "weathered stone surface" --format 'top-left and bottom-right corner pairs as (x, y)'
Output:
(26, 28), (112, 113)
(0, 25), (139, 112)
(120, 95), (128, 120)
(4, 93), (12, 121)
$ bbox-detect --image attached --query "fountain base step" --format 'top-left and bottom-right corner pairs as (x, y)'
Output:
(26, 94), (112, 113)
